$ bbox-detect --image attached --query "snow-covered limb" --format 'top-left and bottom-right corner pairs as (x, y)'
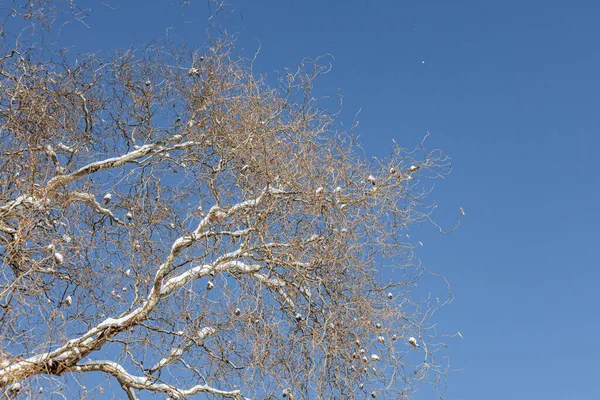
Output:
(172, 228), (253, 252)
(0, 223), (16, 234)
(57, 142), (76, 153)
(191, 189), (273, 237)
(74, 360), (250, 399)
(148, 347), (185, 373)
(46, 143), (160, 190)
(253, 273), (287, 288)
(253, 273), (296, 309)
(168, 189), (271, 258)
(160, 260), (263, 297)
(148, 327), (215, 373)
(0, 194), (47, 215)
(46, 139), (197, 192)
(69, 191), (125, 225)
(1, 139), (199, 215)
(198, 326), (217, 339)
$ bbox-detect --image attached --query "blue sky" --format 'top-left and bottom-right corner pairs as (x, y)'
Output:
(61, 1), (600, 398)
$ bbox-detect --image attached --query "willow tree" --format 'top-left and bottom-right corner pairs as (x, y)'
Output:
(0, 2), (452, 399)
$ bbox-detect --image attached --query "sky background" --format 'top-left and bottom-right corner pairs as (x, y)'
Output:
(57, 1), (600, 399)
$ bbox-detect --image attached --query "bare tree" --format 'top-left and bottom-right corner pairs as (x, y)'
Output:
(0, 2), (453, 399)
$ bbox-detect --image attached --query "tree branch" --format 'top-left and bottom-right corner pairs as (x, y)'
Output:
(72, 360), (249, 399)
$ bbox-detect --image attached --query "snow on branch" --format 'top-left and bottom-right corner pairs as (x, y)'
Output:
(46, 139), (198, 191)
(253, 273), (296, 310)
(74, 360), (249, 399)
(160, 260), (263, 297)
(69, 191), (125, 225)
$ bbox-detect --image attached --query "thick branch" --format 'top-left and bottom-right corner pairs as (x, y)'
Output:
(45, 139), (196, 192)
(73, 360), (249, 399)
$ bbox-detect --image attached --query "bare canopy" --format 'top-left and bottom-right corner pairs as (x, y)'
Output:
(0, 2), (453, 398)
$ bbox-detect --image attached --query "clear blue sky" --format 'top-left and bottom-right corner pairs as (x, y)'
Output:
(62, 1), (600, 398)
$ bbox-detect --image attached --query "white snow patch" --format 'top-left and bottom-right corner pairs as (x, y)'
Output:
(8, 382), (21, 392)
(198, 327), (216, 339)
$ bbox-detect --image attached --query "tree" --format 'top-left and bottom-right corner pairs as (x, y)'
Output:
(0, 2), (452, 398)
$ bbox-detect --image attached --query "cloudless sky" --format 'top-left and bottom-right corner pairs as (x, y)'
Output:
(60, 1), (600, 398)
